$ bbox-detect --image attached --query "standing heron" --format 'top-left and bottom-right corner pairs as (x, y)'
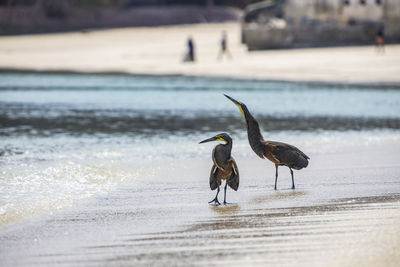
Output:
(224, 94), (309, 190)
(199, 133), (239, 205)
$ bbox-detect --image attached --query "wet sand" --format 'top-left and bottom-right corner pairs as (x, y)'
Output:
(0, 22), (400, 84)
(1, 143), (400, 266)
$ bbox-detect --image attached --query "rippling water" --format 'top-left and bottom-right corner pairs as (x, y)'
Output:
(1, 72), (400, 227)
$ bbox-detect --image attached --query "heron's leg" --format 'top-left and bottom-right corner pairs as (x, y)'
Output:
(223, 182), (228, 204)
(208, 186), (221, 205)
(274, 165), (279, 190)
(290, 168), (295, 189)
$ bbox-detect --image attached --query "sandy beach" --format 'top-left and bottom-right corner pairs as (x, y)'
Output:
(0, 22), (400, 84)
(1, 148), (400, 266)
(1, 23), (400, 266)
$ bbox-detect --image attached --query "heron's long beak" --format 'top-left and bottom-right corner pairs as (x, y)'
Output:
(224, 94), (241, 105)
(224, 94), (245, 118)
(199, 136), (218, 144)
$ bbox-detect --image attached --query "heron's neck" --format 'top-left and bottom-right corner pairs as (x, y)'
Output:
(245, 112), (264, 143)
(223, 138), (232, 156)
(245, 114), (266, 159)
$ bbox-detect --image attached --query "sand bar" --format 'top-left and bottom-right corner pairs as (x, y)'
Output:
(0, 22), (400, 84)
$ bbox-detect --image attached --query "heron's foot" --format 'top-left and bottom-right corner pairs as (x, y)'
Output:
(291, 185), (295, 190)
(208, 198), (221, 205)
(274, 186), (277, 190)
(223, 201), (227, 205)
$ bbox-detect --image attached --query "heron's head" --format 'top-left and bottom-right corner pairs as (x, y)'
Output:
(199, 133), (232, 144)
(224, 94), (247, 119)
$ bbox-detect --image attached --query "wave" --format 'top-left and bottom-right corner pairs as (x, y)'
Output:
(1, 111), (400, 137)
(0, 160), (132, 228)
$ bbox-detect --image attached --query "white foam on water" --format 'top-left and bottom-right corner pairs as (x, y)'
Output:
(0, 159), (131, 227)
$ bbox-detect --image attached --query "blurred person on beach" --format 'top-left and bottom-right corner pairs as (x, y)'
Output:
(217, 31), (232, 60)
(375, 24), (385, 53)
(183, 36), (195, 62)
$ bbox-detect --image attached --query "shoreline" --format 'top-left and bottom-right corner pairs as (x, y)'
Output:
(1, 22), (400, 84)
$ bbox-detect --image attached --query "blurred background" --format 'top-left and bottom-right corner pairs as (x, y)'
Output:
(0, 0), (245, 35)
(1, 0), (399, 49)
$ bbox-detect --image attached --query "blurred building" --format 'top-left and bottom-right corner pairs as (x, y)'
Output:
(0, 0), (244, 35)
(242, 0), (400, 50)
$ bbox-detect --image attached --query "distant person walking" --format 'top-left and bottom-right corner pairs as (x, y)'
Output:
(217, 31), (232, 60)
(375, 24), (385, 53)
(184, 36), (195, 62)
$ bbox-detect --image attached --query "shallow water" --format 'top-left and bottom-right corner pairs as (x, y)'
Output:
(1, 73), (400, 266)
(1, 72), (400, 226)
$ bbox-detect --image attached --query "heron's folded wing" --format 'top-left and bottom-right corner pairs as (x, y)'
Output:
(227, 158), (239, 191)
(209, 164), (220, 190)
(272, 143), (309, 169)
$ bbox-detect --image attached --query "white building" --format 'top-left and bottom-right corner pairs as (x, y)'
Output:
(242, 0), (400, 50)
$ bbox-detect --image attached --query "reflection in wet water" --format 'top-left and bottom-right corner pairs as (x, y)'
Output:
(252, 190), (307, 204)
(211, 204), (241, 216)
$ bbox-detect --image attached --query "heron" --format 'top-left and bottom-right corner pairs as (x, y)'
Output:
(224, 94), (309, 190)
(199, 133), (239, 205)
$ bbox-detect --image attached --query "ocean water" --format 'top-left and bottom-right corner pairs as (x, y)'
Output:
(1, 72), (400, 228)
